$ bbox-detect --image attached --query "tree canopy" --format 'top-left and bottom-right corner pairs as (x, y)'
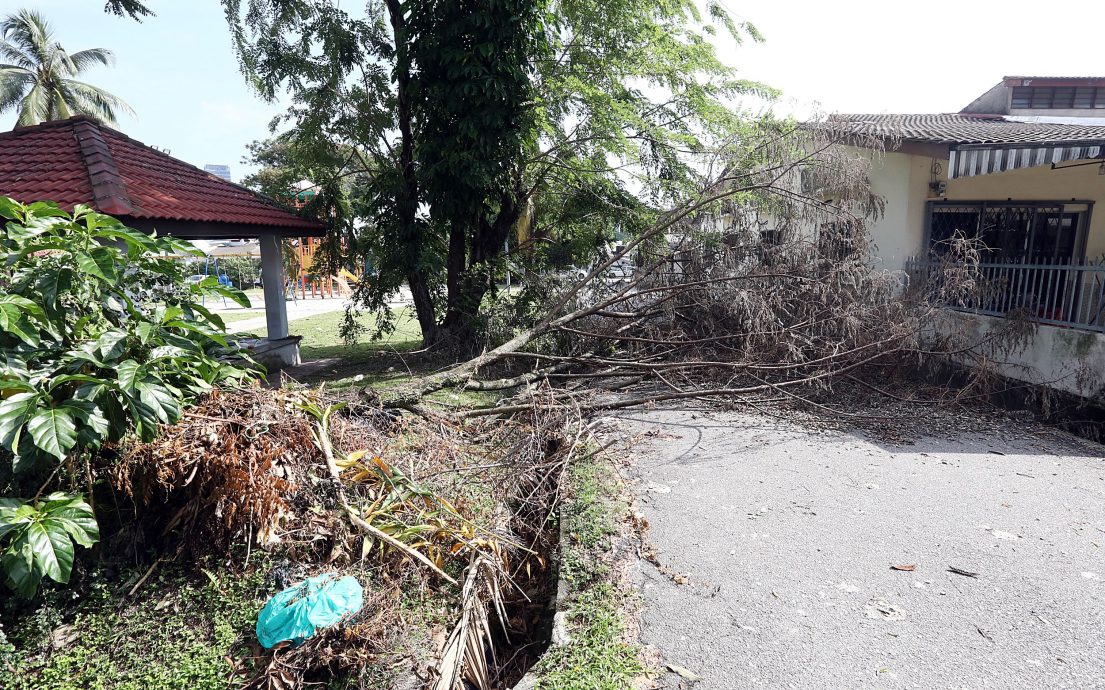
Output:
(0, 9), (133, 127)
(225, 0), (772, 350)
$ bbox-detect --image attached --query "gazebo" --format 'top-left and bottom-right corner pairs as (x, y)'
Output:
(0, 115), (326, 366)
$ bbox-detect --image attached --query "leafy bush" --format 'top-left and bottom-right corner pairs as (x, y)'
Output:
(0, 494), (98, 598)
(0, 197), (255, 596)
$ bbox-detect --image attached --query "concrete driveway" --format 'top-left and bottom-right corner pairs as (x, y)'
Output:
(615, 408), (1105, 689)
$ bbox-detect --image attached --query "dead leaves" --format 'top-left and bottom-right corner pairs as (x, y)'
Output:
(889, 564), (916, 572)
(666, 663), (703, 682)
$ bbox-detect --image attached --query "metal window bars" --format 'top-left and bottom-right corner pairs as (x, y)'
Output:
(905, 257), (1105, 333)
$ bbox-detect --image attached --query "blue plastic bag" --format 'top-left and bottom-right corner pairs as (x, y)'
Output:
(256, 573), (364, 649)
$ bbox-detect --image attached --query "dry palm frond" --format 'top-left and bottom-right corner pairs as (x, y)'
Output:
(432, 557), (509, 690)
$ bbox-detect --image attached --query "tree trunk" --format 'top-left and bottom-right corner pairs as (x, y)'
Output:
(386, 0), (437, 346)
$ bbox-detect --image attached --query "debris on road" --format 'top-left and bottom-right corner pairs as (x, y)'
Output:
(666, 663), (703, 682)
(890, 564), (916, 572)
(865, 599), (906, 621)
(948, 566), (980, 578)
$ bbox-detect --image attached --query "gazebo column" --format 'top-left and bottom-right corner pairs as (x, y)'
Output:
(259, 233), (289, 339)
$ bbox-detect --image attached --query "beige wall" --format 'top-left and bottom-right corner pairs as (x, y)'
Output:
(930, 311), (1105, 399)
(945, 162), (1105, 259)
(864, 148), (1105, 266)
(861, 149), (930, 269)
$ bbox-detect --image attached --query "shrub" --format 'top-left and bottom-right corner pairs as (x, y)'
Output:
(0, 197), (255, 597)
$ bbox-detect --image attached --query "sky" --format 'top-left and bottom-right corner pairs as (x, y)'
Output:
(5, 0), (1105, 181)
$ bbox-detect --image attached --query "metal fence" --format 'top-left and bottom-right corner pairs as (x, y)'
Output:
(904, 257), (1105, 333)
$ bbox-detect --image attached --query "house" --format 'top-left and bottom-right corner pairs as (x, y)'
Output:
(836, 77), (1105, 399)
(0, 115), (327, 368)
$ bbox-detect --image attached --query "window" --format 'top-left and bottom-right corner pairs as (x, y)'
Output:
(1053, 87), (1075, 109)
(1030, 87), (1055, 108)
(926, 202), (1086, 261)
(1011, 85), (1105, 110)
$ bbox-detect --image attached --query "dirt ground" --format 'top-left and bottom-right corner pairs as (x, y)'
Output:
(610, 406), (1105, 689)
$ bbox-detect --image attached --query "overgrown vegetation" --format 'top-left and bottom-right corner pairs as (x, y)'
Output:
(226, 0), (769, 350)
(2, 562), (269, 690)
(536, 449), (642, 689)
(0, 198), (252, 598)
(3, 374), (573, 689)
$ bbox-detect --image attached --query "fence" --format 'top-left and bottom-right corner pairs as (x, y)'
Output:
(904, 257), (1105, 333)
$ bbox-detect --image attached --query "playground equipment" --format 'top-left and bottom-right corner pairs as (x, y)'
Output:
(289, 237), (355, 300)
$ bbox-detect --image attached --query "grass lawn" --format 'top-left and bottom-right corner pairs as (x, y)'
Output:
(239, 306), (511, 409)
(240, 307), (421, 357)
(237, 307), (428, 384)
(215, 310), (264, 324)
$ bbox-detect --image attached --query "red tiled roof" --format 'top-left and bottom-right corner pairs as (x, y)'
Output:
(0, 116), (325, 233)
(828, 113), (1105, 145)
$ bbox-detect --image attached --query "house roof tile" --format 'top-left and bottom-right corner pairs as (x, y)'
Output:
(0, 116), (325, 233)
(830, 113), (1105, 146)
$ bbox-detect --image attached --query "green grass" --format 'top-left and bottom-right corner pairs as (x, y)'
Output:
(216, 310), (264, 324)
(236, 308), (421, 358)
(296, 308), (422, 361)
(535, 452), (643, 690)
(232, 307), (427, 384)
(1, 562), (270, 690)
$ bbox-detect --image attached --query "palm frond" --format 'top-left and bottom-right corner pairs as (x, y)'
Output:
(1, 10), (130, 127)
(16, 81), (47, 126)
(60, 79), (134, 124)
(0, 66), (33, 113)
(50, 85), (72, 120)
(0, 10), (53, 69)
(0, 38), (33, 69)
(68, 48), (115, 73)
(432, 558), (507, 690)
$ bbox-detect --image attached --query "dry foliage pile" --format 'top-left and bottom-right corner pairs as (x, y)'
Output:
(109, 385), (576, 689)
(387, 124), (1057, 422)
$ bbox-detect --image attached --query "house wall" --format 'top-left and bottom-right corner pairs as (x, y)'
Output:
(928, 311), (1105, 399)
(861, 148), (1105, 400)
(943, 163), (1105, 259)
(860, 149), (931, 270)
(863, 149), (1105, 266)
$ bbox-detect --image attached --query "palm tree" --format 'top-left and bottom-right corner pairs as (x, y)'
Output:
(0, 9), (133, 127)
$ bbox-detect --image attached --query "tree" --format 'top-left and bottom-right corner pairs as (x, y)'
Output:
(103, 0), (154, 21)
(0, 9), (133, 127)
(0, 197), (252, 597)
(225, 0), (768, 351)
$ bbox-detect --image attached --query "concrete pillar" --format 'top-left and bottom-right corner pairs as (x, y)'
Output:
(259, 233), (289, 339)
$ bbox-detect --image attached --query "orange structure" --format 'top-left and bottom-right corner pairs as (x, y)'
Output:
(286, 183), (353, 299)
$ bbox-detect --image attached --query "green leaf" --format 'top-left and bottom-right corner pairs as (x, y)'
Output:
(93, 329), (130, 360)
(2, 542), (40, 598)
(24, 520), (73, 583)
(3, 314), (41, 347)
(74, 245), (119, 282)
(135, 321), (156, 344)
(62, 400), (111, 444)
(0, 494), (98, 598)
(0, 499), (33, 541)
(0, 294), (44, 317)
(195, 283), (251, 309)
(116, 359), (142, 390)
(26, 407), (78, 460)
(35, 269), (73, 310)
(137, 379), (180, 424)
(0, 391), (39, 451)
(0, 196), (23, 219)
(41, 495), (99, 549)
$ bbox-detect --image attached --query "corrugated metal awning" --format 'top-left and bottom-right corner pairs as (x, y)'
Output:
(949, 143), (1104, 178)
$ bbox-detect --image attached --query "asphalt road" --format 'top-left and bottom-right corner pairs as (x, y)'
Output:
(614, 408), (1105, 689)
